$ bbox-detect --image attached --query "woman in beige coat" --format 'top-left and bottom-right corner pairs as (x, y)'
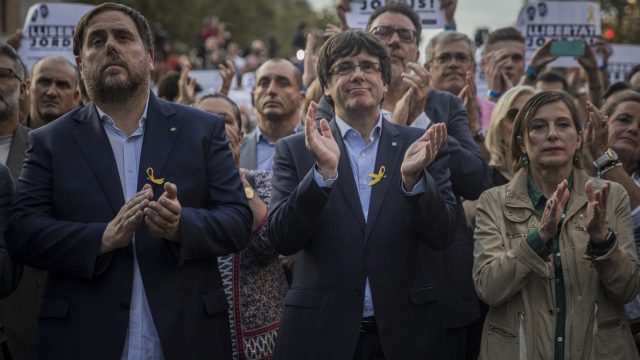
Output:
(473, 90), (640, 359)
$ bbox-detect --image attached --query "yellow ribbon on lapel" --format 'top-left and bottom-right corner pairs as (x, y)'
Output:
(367, 165), (385, 186)
(146, 167), (165, 185)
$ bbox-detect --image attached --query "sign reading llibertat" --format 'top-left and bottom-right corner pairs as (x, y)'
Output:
(516, 1), (601, 68)
(607, 44), (640, 85)
(18, 3), (94, 71)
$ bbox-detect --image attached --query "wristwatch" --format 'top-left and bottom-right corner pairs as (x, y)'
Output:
(593, 148), (619, 168)
(244, 187), (255, 200)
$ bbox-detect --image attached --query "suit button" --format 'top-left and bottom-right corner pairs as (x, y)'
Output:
(363, 248), (370, 258)
(354, 289), (362, 298)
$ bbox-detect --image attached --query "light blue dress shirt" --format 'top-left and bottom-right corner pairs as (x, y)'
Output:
(255, 127), (276, 171)
(97, 98), (164, 360)
(313, 115), (425, 317)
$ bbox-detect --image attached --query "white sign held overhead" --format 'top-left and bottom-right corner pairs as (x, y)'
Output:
(516, 1), (601, 68)
(607, 44), (640, 85)
(345, 0), (445, 30)
(18, 3), (94, 72)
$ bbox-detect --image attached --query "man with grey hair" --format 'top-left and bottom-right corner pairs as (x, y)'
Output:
(424, 31), (488, 154)
(0, 42), (29, 182)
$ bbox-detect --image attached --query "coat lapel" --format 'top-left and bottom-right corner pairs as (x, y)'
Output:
(364, 119), (403, 243)
(68, 105), (124, 213)
(137, 93), (178, 195)
(330, 119), (366, 232)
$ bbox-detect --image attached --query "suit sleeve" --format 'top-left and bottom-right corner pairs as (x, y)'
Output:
(0, 164), (21, 299)
(268, 138), (331, 255)
(442, 95), (492, 200)
(175, 117), (252, 264)
(408, 140), (458, 250)
(6, 131), (109, 279)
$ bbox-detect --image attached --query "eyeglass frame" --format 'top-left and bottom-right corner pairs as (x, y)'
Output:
(328, 61), (383, 77)
(370, 25), (418, 45)
(0, 67), (23, 82)
(431, 52), (473, 65)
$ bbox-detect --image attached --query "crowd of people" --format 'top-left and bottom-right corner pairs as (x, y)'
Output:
(0, 0), (639, 359)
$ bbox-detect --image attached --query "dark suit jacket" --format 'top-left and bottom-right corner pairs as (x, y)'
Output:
(6, 93), (252, 360)
(239, 130), (258, 169)
(317, 91), (493, 329)
(6, 124), (28, 183)
(268, 118), (457, 359)
(423, 90), (492, 329)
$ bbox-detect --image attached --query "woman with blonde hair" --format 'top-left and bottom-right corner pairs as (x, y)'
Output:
(485, 85), (537, 184)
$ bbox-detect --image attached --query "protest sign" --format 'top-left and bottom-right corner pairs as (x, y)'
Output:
(607, 44), (640, 84)
(345, 0), (445, 29)
(18, 3), (94, 72)
(188, 70), (223, 98)
(516, 1), (600, 68)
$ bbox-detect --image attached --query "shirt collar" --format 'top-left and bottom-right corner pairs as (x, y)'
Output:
(527, 169), (574, 213)
(95, 91), (150, 131)
(255, 123), (302, 145)
(334, 113), (383, 142)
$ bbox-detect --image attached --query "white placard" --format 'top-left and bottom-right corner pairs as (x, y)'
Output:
(607, 44), (640, 84)
(189, 70), (223, 97)
(18, 3), (94, 72)
(345, 0), (445, 30)
(516, 1), (601, 68)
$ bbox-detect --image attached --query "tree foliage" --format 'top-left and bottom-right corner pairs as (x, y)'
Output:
(600, 0), (640, 43)
(69, 0), (337, 57)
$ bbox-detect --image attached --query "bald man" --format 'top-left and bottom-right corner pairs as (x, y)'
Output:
(25, 55), (81, 129)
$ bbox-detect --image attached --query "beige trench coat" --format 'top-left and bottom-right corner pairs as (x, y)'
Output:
(473, 168), (640, 359)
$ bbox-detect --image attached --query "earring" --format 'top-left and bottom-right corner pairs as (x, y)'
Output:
(573, 151), (580, 164)
(521, 153), (529, 166)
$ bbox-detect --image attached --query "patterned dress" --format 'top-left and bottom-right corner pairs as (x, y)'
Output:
(219, 170), (288, 360)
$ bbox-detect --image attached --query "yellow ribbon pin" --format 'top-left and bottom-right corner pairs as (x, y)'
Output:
(367, 166), (385, 186)
(146, 167), (165, 185)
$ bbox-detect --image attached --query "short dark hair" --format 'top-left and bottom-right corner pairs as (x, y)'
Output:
(511, 90), (583, 171)
(73, 3), (153, 58)
(156, 71), (180, 102)
(197, 92), (243, 130)
(317, 29), (392, 93)
(255, 58), (303, 90)
(536, 71), (569, 92)
(485, 27), (525, 51)
(0, 42), (25, 81)
(602, 81), (633, 102)
(602, 89), (640, 118)
(365, 1), (422, 45)
(627, 64), (640, 82)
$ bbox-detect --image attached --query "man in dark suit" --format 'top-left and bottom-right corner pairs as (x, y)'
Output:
(6, 4), (252, 360)
(268, 30), (457, 359)
(0, 43), (29, 184)
(240, 59), (304, 170)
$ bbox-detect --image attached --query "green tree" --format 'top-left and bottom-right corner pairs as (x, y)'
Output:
(70, 0), (337, 57)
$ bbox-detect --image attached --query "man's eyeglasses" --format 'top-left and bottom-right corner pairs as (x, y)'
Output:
(370, 26), (417, 44)
(0, 67), (23, 82)
(432, 52), (472, 65)
(329, 61), (382, 76)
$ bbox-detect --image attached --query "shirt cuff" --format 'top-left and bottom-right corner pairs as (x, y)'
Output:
(313, 166), (337, 188)
(402, 176), (426, 195)
(410, 112), (431, 129)
(526, 228), (552, 259)
(587, 230), (616, 257)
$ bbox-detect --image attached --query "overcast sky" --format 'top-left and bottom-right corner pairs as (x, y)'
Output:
(311, 0), (523, 38)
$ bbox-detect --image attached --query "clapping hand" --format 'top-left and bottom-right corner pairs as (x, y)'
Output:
(400, 123), (447, 191)
(585, 180), (610, 243)
(538, 180), (570, 243)
(305, 102), (340, 181)
(144, 182), (182, 242)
